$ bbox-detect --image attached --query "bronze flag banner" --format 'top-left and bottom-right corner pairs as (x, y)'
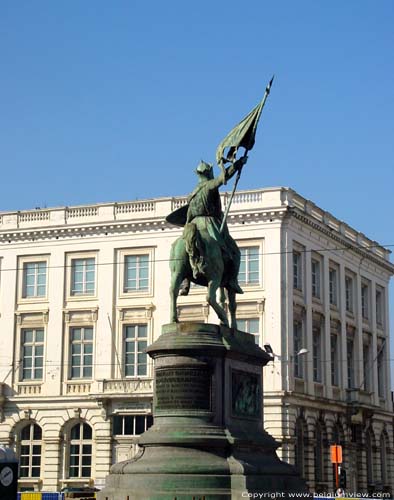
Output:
(215, 76), (274, 165)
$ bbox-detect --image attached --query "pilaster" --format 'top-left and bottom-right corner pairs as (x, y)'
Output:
(370, 281), (379, 407)
(355, 273), (364, 390)
(304, 245), (314, 395)
(339, 262), (347, 393)
(322, 254), (332, 399)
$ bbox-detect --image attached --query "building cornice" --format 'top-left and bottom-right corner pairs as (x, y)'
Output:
(289, 208), (394, 274)
(0, 187), (392, 275)
(0, 208), (287, 245)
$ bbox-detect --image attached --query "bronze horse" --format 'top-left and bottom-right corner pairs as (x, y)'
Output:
(169, 219), (238, 329)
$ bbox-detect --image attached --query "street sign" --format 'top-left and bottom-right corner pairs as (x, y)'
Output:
(330, 444), (343, 464)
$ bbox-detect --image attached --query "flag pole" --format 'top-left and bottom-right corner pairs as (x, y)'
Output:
(219, 153), (246, 233)
(219, 76), (274, 234)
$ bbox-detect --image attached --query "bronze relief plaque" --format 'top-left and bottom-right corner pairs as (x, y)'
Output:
(231, 369), (261, 419)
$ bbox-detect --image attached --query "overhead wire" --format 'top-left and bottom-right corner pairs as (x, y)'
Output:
(0, 243), (393, 274)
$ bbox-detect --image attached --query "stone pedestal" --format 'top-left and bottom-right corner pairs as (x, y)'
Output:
(98, 323), (307, 499)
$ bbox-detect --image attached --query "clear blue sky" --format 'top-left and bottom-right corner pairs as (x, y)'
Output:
(1, 1), (394, 382)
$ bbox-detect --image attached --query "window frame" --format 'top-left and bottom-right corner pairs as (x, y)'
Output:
(375, 287), (384, 327)
(18, 255), (49, 303)
(69, 326), (94, 380)
(329, 266), (338, 307)
(363, 341), (371, 391)
(294, 418), (305, 478)
(118, 248), (155, 298)
(20, 327), (45, 382)
(345, 274), (354, 314)
(17, 422), (42, 479)
(361, 281), (370, 320)
(124, 254), (150, 293)
(380, 433), (389, 485)
(366, 429), (374, 485)
(112, 414), (153, 436)
(293, 251), (303, 291)
(71, 258), (96, 296)
(236, 317), (261, 346)
(67, 422), (93, 479)
(377, 340), (385, 398)
(311, 257), (322, 299)
(346, 336), (355, 389)
(123, 323), (149, 378)
(237, 243), (262, 288)
(312, 325), (322, 383)
(293, 320), (304, 379)
(66, 252), (98, 301)
(314, 421), (325, 483)
(330, 332), (339, 386)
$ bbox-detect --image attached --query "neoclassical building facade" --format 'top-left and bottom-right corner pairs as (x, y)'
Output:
(0, 187), (392, 494)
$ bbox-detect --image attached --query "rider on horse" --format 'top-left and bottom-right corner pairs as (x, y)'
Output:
(180, 157), (247, 295)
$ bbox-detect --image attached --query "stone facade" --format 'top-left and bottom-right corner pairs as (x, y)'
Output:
(0, 187), (392, 494)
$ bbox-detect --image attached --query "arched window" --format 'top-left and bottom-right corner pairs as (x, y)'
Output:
(294, 418), (305, 478)
(366, 429), (374, 485)
(380, 433), (388, 485)
(68, 422), (93, 478)
(17, 423), (42, 478)
(315, 421), (324, 483)
(332, 423), (342, 445)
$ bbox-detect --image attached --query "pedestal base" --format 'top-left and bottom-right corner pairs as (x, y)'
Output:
(98, 323), (307, 499)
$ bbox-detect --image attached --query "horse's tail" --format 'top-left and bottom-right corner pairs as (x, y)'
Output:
(182, 222), (205, 279)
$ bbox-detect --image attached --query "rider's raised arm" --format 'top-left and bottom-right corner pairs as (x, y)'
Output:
(225, 156), (247, 181)
(207, 156), (248, 189)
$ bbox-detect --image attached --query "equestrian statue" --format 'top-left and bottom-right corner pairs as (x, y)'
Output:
(166, 77), (274, 329)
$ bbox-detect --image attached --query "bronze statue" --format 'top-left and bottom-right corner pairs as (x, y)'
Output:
(166, 77), (274, 328)
(168, 157), (247, 329)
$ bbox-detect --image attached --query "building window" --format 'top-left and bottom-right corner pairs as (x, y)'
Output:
(70, 327), (93, 379)
(293, 251), (302, 290)
(361, 283), (369, 320)
(314, 422), (325, 483)
(124, 324), (148, 377)
(332, 423), (343, 445)
(312, 326), (322, 383)
(21, 328), (44, 381)
(112, 414), (153, 436)
(18, 423), (42, 478)
(311, 259), (321, 299)
(347, 338), (355, 389)
(71, 258), (95, 296)
(68, 422), (92, 478)
(363, 343), (371, 391)
(380, 433), (388, 485)
(345, 276), (354, 313)
(293, 321), (304, 378)
(124, 254), (149, 292)
(22, 262), (47, 298)
(329, 268), (338, 306)
(237, 318), (260, 345)
(366, 430), (374, 485)
(294, 418), (305, 478)
(377, 346), (385, 398)
(239, 247), (260, 285)
(330, 333), (339, 386)
(376, 289), (383, 327)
